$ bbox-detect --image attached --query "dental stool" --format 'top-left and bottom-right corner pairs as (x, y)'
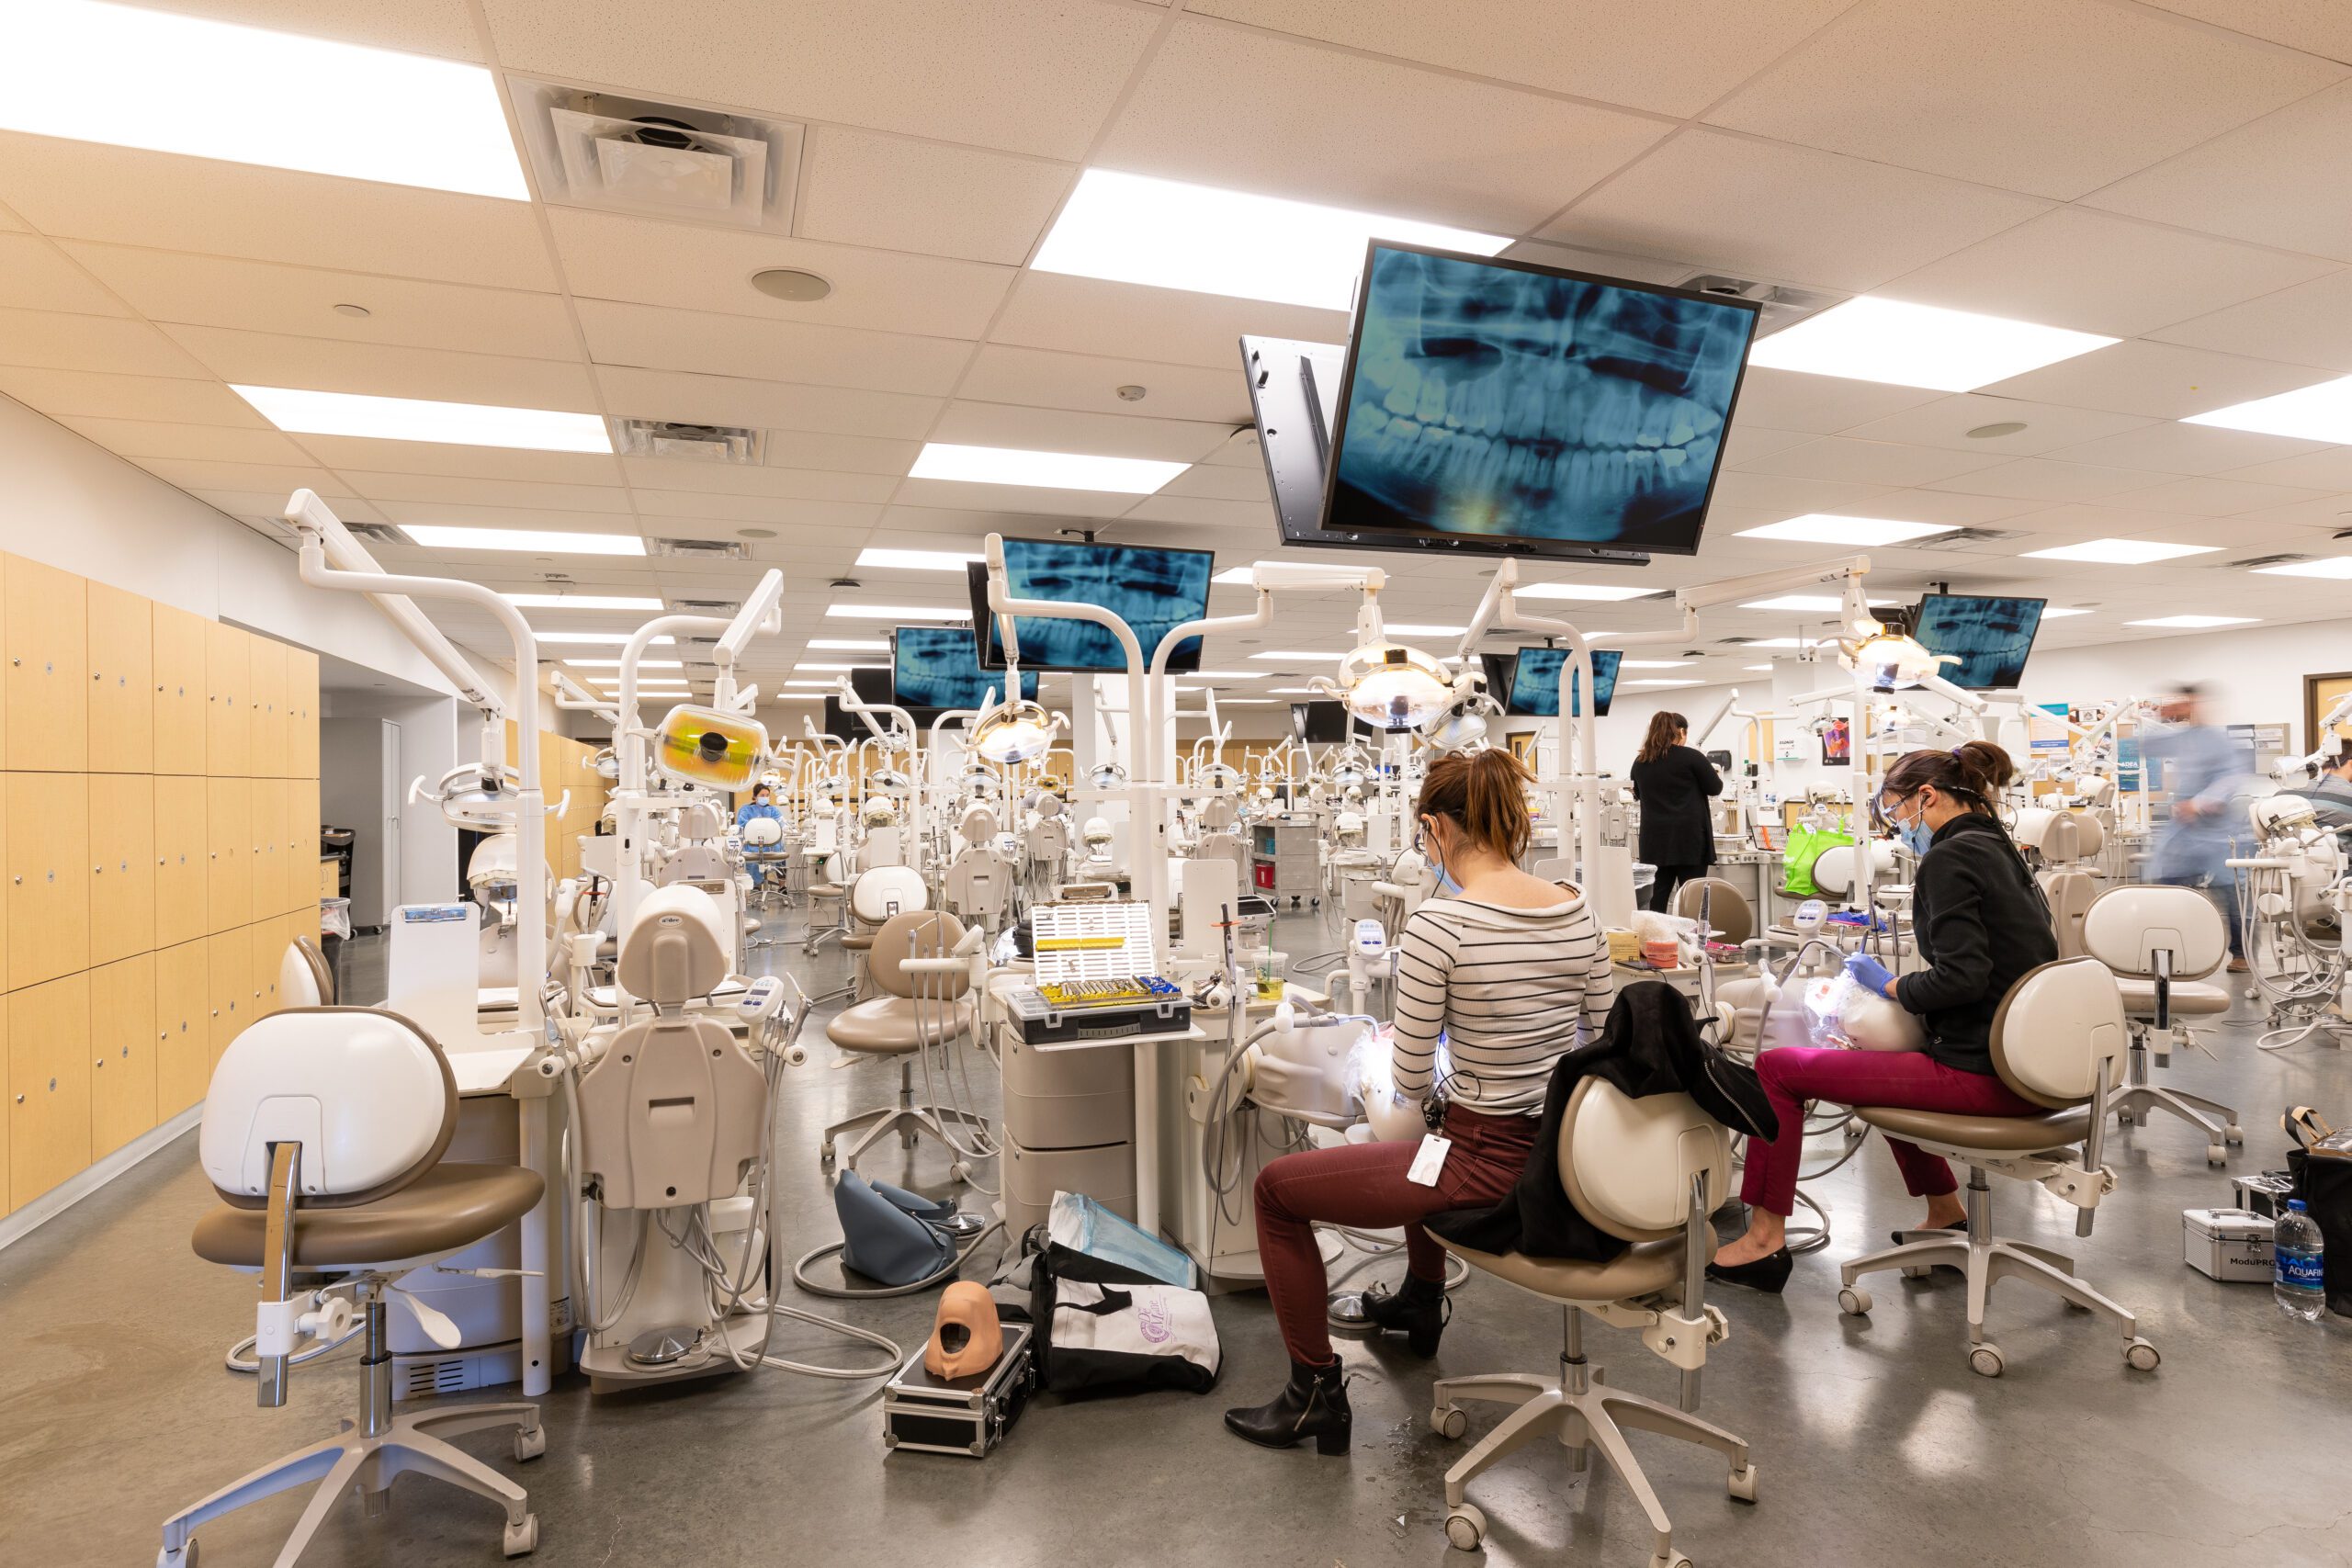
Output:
(2080, 883), (2242, 1164)
(1837, 956), (2157, 1377)
(1429, 1081), (1754, 1567)
(2022, 808), (2106, 959)
(821, 909), (988, 1176)
(1670, 876), (1754, 948)
(162, 1008), (548, 1567)
(279, 934), (336, 1007)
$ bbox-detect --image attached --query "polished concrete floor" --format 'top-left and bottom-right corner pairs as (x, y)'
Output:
(6, 903), (2351, 1568)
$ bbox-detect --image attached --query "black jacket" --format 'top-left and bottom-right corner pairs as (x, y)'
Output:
(1629, 745), (1723, 867)
(1893, 813), (2057, 1076)
(1427, 983), (1776, 1262)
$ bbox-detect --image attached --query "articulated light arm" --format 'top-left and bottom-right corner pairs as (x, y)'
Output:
(709, 569), (786, 710)
(283, 490), (505, 717)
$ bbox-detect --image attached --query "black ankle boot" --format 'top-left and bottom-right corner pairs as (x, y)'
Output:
(1360, 1274), (1451, 1357)
(1223, 1358), (1352, 1454)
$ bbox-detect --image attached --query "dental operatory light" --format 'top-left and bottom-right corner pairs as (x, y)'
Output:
(2022, 538), (2216, 565)
(423, 763), (523, 829)
(2187, 373), (2352, 444)
(1840, 630), (1952, 693)
(403, 526), (643, 556)
(231, 387), (612, 454)
(1032, 168), (1508, 310)
(4, 0), (529, 198)
(1089, 763), (1129, 791)
(969, 696), (1058, 765)
(1746, 297), (2116, 391)
(909, 443), (1187, 495)
(650, 705), (768, 792)
(1329, 641), (1454, 733)
(1736, 514), (1957, 547)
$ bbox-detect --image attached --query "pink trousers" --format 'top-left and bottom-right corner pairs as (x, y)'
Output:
(1741, 1046), (2039, 1216)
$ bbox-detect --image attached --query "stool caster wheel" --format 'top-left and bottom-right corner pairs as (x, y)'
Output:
(2207, 1145), (2228, 1166)
(1649, 1552), (1692, 1568)
(949, 1161), (974, 1184)
(1901, 1265), (1931, 1280)
(1838, 1287), (1871, 1316)
(2114, 1108), (2134, 1126)
(2125, 1337), (2161, 1371)
(503, 1513), (539, 1558)
(1728, 1462), (1759, 1503)
(819, 1145), (836, 1170)
(159, 1540), (198, 1568)
(1969, 1343), (2005, 1379)
(514, 1424), (545, 1461)
(1430, 1404), (1468, 1440)
(2224, 1122), (2245, 1145)
(1443, 1503), (1486, 1551)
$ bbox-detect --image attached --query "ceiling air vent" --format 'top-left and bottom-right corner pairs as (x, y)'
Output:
(1908, 527), (2029, 552)
(345, 521), (414, 547)
(508, 79), (803, 231)
(1679, 274), (1845, 336)
(2229, 552), (2311, 570)
(647, 537), (749, 560)
(670, 598), (740, 615)
(615, 420), (763, 464)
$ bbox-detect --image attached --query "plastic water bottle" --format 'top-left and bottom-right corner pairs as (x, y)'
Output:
(2275, 1201), (2326, 1323)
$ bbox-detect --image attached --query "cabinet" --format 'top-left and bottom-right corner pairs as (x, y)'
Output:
(286, 777), (320, 915)
(153, 778), (207, 950)
(153, 604), (209, 774)
(207, 929), (250, 1068)
(5, 553), (89, 772)
(9, 973), (92, 1211)
(205, 777), (250, 936)
(153, 940), (209, 1118)
(91, 953), (156, 1158)
(287, 649), (320, 778)
(248, 636), (287, 777)
(250, 777), (286, 925)
(7, 772), (91, 988)
(249, 919), (285, 1021)
(89, 774), (156, 965)
(86, 582), (154, 773)
(204, 619), (250, 777)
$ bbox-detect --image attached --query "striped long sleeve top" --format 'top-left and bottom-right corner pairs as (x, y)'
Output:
(1390, 889), (1616, 1116)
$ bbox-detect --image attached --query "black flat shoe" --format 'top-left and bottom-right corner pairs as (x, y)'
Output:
(1705, 1248), (1793, 1294)
(1334, 1276), (1451, 1358)
(1887, 1220), (1968, 1246)
(1223, 1358), (1352, 1455)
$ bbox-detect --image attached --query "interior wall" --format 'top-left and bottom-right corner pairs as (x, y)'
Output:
(2021, 622), (2352, 751)
(319, 693), (462, 914)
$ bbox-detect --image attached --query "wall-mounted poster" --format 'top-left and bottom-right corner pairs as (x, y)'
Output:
(2305, 672), (2352, 755)
(1821, 716), (1851, 767)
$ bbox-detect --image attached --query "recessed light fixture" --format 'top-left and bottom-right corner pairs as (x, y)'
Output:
(1250, 650), (1344, 661)
(909, 442), (1186, 494)
(1739, 593), (1898, 613)
(1624, 678), (1702, 687)
(784, 679), (841, 688)
(793, 662), (884, 671)
(825, 604), (964, 620)
(1743, 663), (1775, 671)
(808, 637), (890, 650)
(1383, 623), (1468, 637)
(2039, 606), (2093, 618)
(405, 525), (644, 555)
(1211, 567), (1258, 586)
(2, 0), (528, 198)
(562, 659), (683, 670)
(1965, 421), (2028, 439)
(1116, 385), (1147, 402)
(2185, 374), (2352, 443)
(1747, 297), (2116, 391)
(1513, 581), (1656, 602)
(2256, 557), (2352, 580)
(1033, 167), (1509, 310)
(231, 385), (612, 453)
(771, 692), (824, 701)
(750, 267), (831, 302)
(504, 593), (663, 610)
(2124, 615), (2257, 628)
(1737, 515), (1957, 546)
(534, 632), (674, 646)
(1619, 660), (1693, 670)
(1183, 671), (1268, 680)
(2021, 538), (2216, 565)
(1267, 686), (1317, 694)
(332, 303), (372, 319)
(854, 547), (986, 572)
(1742, 637), (1832, 649)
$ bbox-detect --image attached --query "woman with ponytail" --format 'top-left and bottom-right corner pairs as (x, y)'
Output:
(1706, 740), (2057, 1294)
(1224, 747), (1617, 1457)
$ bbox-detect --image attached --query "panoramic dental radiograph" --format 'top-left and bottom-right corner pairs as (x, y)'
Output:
(1328, 245), (1757, 551)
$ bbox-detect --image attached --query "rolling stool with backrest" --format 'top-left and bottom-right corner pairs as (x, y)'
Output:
(821, 909), (988, 1176)
(2021, 807), (2106, 958)
(1427, 1080), (1756, 1567)
(2079, 883), (2243, 1164)
(1836, 956), (2158, 1377)
(161, 1008), (547, 1566)
(809, 864), (927, 1010)
(279, 935), (336, 1007)
(1671, 875), (1754, 949)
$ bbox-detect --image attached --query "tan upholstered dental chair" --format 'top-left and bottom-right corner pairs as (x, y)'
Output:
(1428, 1081), (1755, 1566)
(2079, 883), (2243, 1164)
(162, 1008), (548, 1567)
(1837, 957), (2158, 1378)
(821, 909), (989, 1176)
(2027, 808), (2106, 958)
(1671, 876), (1754, 949)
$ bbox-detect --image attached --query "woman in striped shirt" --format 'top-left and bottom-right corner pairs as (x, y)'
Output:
(1225, 748), (1616, 1456)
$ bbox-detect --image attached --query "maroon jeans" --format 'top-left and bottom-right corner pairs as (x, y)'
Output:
(1252, 1105), (1538, 1366)
(1741, 1046), (2040, 1216)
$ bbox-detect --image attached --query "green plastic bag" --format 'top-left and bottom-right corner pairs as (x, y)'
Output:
(1780, 822), (1855, 897)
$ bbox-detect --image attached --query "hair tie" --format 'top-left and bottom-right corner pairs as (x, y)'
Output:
(1950, 746), (1963, 759)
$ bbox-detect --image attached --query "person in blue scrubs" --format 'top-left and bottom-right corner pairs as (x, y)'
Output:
(736, 784), (783, 886)
(2142, 684), (2254, 968)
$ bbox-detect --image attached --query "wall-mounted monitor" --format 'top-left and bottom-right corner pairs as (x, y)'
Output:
(1507, 646), (1621, 718)
(1290, 700), (1353, 745)
(1478, 650), (1517, 706)
(891, 626), (1038, 716)
(1911, 593), (2046, 691)
(966, 538), (1214, 673)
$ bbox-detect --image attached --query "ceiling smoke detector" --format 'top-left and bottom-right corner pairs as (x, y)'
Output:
(614, 419), (763, 464)
(1966, 421), (2028, 439)
(751, 267), (831, 302)
(508, 79), (804, 231)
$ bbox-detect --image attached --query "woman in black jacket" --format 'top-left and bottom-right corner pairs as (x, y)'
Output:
(1706, 741), (2056, 1292)
(1627, 711), (1722, 912)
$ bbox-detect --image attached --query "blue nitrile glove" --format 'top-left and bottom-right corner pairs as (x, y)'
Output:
(1844, 952), (1896, 998)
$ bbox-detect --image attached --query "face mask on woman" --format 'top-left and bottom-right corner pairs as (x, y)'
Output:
(1889, 793), (1934, 859)
(1419, 816), (1463, 896)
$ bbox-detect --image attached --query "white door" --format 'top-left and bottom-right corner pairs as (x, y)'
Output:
(381, 718), (402, 909)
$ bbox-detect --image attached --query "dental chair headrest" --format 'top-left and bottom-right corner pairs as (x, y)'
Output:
(618, 885), (731, 1003)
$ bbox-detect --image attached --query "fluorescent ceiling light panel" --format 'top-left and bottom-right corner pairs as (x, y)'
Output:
(1216, 699), (1274, 705)
(1740, 594), (1898, 613)
(784, 680), (842, 688)
(2186, 374), (2352, 443)
(535, 632), (673, 646)
(1619, 660), (1693, 670)
(1185, 671), (1267, 680)
(404, 525), (643, 555)
(825, 604), (963, 620)
(794, 662), (884, 671)
(1743, 664), (1775, 671)
(1625, 679), (1702, 687)
(2257, 558), (2352, 580)
(504, 593), (662, 611)
(809, 638), (889, 650)
(1737, 515), (1956, 547)
(1746, 297), (2115, 391)
(563, 659), (682, 669)
(855, 547), (986, 571)
(1268, 687), (1317, 694)
(232, 386), (611, 453)
(2021, 538), (2216, 565)
(2124, 615), (2256, 628)
(2039, 606), (2092, 617)
(1742, 637), (1831, 649)
(1514, 582), (1655, 602)
(1033, 167), (1508, 310)
(1211, 568), (1258, 585)
(1384, 623), (1468, 637)
(909, 442), (1185, 495)
(1250, 650), (1344, 661)
(2, 0), (527, 199)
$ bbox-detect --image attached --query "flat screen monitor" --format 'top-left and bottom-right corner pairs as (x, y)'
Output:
(1911, 593), (2046, 690)
(1290, 700), (1353, 745)
(966, 541), (1214, 673)
(1313, 242), (1759, 558)
(1507, 647), (1621, 718)
(1478, 651), (1517, 706)
(891, 626), (1037, 715)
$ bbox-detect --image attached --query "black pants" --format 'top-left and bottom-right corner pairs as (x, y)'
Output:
(1647, 863), (1706, 913)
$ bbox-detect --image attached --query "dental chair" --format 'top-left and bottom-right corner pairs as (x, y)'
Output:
(2079, 883), (2243, 1164)
(1670, 876), (1754, 949)
(821, 909), (989, 1178)
(2019, 807), (2105, 958)
(163, 1009), (548, 1567)
(279, 935), (335, 1006)
(1428, 1081), (1753, 1566)
(1837, 956), (2157, 1377)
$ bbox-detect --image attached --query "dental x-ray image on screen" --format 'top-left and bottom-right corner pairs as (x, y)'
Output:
(968, 539), (1214, 673)
(1324, 243), (1758, 555)
(891, 626), (1037, 714)
(1911, 594), (2046, 690)
(1506, 647), (1621, 717)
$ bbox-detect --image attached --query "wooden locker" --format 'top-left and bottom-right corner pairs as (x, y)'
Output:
(286, 648), (320, 779)
(0, 996), (8, 1216)
(249, 777), (286, 926)
(153, 776), (208, 950)
(152, 604), (209, 774)
(88, 774), (157, 966)
(205, 777), (251, 936)
(9, 972), (92, 1210)
(4, 553), (89, 772)
(86, 581), (154, 773)
(204, 619), (251, 777)
(91, 953), (157, 1159)
(285, 776), (320, 916)
(207, 929), (251, 1067)
(248, 920), (280, 1021)
(296, 899), (322, 951)
(153, 940), (210, 1118)
(247, 636), (286, 777)
(6, 773), (91, 989)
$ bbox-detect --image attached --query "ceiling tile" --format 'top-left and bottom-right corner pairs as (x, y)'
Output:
(0, 308), (214, 378)
(891, 477), (1150, 518)
(636, 496), (886, 531)
(1979, 338), (2334, 418)
(755, 430), (919, 477)
(1546, 130), (2049, 294)
(481, 0), (1159, 159)
(0, 367), (269, 425)
(157, 325), (600, 410)
(1705, 0), (2346, 200)
(189, 489), (385, 524)
(126, 0), (487, 60)
(1123, 493), (1274, 529)
(927, 401), (1234, 464)
(1718, 424), (1818, 466)
(629, 468), (899, 507)
(956, 344), (1253, 425)
(1734, 436), (2011, 487)
(54, 416), (312, 465)
(1837, 394), (2154, 457)
(374, 501), (640, 536)
(1706, 470), (1898, 516)
(2084, 81), (2352, 260)
(795, 128), (1072, 265)
(0, 135), (558, 290)
(1160, 463), (1273, 502)
(1497, 240), (1691, 286)
(0, 233), (130, 316)
(594, 367), (938, 441)
(1097, 17), (1672, 232)
(1833, 489), (2058, 527)
(1917, 457), (2159, 501)
(1724, 367), (1945, 434)
(2141, 1), (2352, 60)
(335, 472), (633, 513)
(989, 271), (1346, 371)
(136, 457), (346, 496)
(2102, 474), (2332, 516)
(1189, 0), (1853, 120)
(2215, 446), (2352, 490)
(2146, 269), (2352, 372)
(573, 299), (973, 396)
(2039, 419), (2329, 474)
(288, 436), (624, 484)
